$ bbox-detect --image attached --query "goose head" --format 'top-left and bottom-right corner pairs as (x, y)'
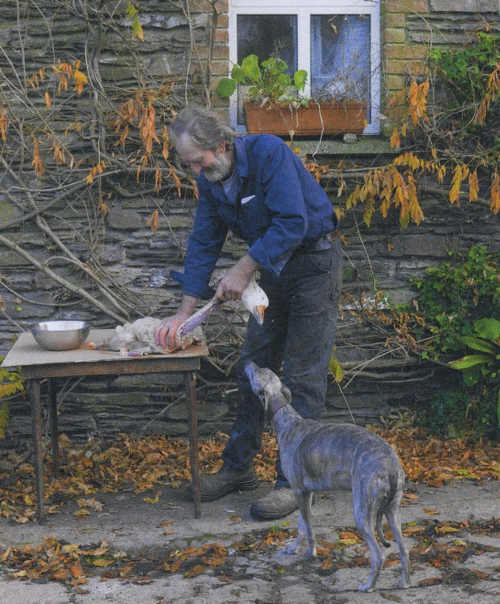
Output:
(241, 274), (269, 325)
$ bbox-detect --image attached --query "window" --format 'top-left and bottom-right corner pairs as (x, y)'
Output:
(229, 0), (381, 134)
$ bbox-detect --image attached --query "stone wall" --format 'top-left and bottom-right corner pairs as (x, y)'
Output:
(0, 1), (498, 445)
(383, 0), (499, 123)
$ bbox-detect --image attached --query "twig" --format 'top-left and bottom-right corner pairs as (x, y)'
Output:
(0, 233), (126, 323)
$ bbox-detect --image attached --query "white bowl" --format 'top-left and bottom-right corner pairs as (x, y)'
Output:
(31, 320), (90, 351)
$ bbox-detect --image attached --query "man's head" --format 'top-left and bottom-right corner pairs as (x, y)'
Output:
(169, 106), (236, 182)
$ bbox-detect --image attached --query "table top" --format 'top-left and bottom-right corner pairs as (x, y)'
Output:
(1, 329), (209, 378)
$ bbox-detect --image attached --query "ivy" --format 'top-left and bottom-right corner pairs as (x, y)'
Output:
(411, 245), (500, 359)
(0, 359), (24, 439)
(429, 32), (499, 108)
(405, 245), (500, 438)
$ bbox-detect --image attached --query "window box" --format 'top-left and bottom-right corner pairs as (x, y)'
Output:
(229, 1), (381, 134)
(244, 99), (367, 136)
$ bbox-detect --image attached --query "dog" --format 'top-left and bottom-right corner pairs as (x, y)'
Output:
(244, 361), (410, 592)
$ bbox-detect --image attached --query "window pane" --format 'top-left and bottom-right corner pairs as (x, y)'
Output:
(237, 15), (297, 72)
(311, 15), (370, 108)
(236, 15), (297, 125)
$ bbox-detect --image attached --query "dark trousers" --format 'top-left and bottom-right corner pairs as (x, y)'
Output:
(222, 237), (343, 486)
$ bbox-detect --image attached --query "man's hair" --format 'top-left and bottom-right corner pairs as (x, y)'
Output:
(169, 106), (236, 151)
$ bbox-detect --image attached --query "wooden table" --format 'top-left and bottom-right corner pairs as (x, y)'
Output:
(1, 329), (209, 523)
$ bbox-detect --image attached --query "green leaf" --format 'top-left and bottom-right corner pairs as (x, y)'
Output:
(215, 78), (236, 98)
(328, 354), (344, 383)
(461, 335), (498, 355)
(497, 387), (500, 427)
(449, 353), (491, 370)
(473, 318), (500, 341)
(240, 54), (261, 82)
(293, 70), (307, 91)
(0, 401), (8, 439)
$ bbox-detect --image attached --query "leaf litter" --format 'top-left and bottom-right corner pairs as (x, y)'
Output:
(0, 426), (499, 591)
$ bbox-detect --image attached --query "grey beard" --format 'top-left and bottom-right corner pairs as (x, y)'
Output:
(203, 152), (233, 182)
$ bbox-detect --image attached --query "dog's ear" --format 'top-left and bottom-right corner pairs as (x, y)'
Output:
(281, 385), (292, 404)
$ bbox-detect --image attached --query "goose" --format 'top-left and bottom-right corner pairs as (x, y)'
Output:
(109, 273), (269, 354)
(241, 272), (269, 325)
(175, 272), (269, 348)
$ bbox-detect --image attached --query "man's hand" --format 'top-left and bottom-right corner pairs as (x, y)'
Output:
(154, 295), (198, 350)
(216, 254), (259, 301)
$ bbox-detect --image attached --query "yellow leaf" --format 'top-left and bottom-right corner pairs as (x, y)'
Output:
(490, 171), (500, 214)
(328, 354), (344, 383)
(13, 570), (28, 578)
(92, 557), (114, 567)
(44, 91), (51, 108)
(74, 508), (90, 518)
(144, 491), (160, 504)
(339, 531), (361, 542)
(403, 525), (426, 536)
(338, 538), (358, 546)
(468, 169), (479, 202)
(146, 209), (159, 233)
(390, 128), (400, 150)
(436, 525), (460, 534)
(73, 69), (88, 95)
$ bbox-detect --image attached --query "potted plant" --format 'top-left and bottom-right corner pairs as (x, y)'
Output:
(215, 54), (367, 136)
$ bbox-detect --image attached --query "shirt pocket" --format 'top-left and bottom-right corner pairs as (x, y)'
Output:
(239, 195), (267, 240)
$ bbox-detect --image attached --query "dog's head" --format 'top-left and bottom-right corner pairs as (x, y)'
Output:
(244, 361), (291, 415)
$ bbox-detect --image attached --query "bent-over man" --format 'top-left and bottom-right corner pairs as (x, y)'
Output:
(155, 106), (342, 519)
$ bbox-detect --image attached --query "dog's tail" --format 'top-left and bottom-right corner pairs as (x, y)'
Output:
(376, 472), (400, 548)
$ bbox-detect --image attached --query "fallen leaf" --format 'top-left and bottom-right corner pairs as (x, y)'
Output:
(143, 492), (160, 504)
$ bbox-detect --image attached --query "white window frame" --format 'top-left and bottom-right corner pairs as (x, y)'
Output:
(228, 0), (381, 134)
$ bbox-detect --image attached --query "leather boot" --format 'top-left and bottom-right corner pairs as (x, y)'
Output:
(250, 487), (298, 519)
(196, 466), (258, 502)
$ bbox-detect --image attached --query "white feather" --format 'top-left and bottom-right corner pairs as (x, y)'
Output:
(241, 274), (269, 325)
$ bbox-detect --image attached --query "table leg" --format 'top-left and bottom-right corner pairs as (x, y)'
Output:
(30, 379), (45, 523)
(48, 378), (59, 475)
(185, 371), (201, 518)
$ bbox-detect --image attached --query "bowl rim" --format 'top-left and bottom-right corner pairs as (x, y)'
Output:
(33, 320), (89, 332)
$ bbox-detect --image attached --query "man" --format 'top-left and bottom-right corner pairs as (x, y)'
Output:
(155, 106), (342, 520)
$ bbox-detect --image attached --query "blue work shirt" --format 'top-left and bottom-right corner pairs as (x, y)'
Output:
(178, 134), (337, 299)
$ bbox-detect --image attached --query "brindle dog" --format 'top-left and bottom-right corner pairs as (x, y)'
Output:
(245, 361), (410, 592)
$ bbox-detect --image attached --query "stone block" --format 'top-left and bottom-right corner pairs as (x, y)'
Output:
(386, 74), (407, 90)
(391, 234), (451, 257)
(107, 207), (143, 230)
(385, 28), (407, 44)
(217, 14), (228, 28)
(0, 200), (22, 224)
(113, 373), (184, 388)
(215, 29), (228, 43)
(385, 13), (407, 28)
(385, 44), (428, 60)
(385, 58), (427, 76)
(384, 0), (429, 12)
(430, 0), (498, 11)
(69, 391), (152, 407)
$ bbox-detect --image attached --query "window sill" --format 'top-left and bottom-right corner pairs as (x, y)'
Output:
(292, 137), (394, 157)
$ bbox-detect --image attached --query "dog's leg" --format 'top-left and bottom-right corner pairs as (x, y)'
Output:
(386, 493), (410, 589)
(353, 483), (384, 592)
(282, 490), (316, 558)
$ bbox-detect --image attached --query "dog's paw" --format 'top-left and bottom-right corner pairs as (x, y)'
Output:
(358, 581), (374, 592)
(397, 577), (411, 589)
(303, 545), (317, 559)
(282, 543), (298, 555)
